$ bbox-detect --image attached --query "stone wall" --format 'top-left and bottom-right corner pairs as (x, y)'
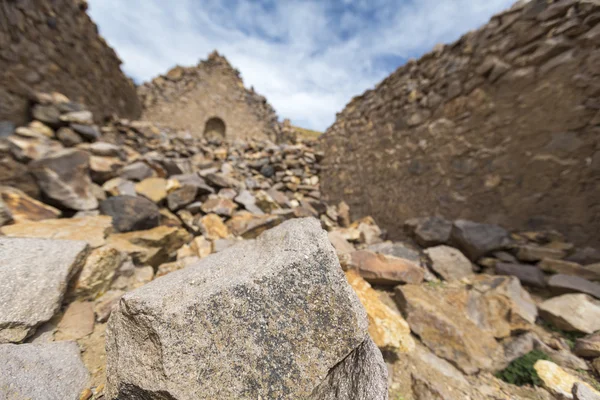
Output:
(0, 0), (141, 126)
(321, 0), (600, 247)
(137, 51), (281, 142)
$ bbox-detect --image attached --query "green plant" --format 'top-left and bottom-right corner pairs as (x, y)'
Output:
(496, 350), (550, 386)
(425, 280), (445, 288)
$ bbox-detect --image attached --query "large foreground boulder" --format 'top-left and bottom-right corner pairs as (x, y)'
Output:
(0, 237), (89, 343)
(0, 341), (89, 400)
(106, 218), (386, 399)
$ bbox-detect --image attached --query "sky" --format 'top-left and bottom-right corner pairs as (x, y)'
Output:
(88, 0), (516, 131)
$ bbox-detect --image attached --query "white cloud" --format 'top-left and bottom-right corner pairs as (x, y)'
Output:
(87, 0), (515, 131)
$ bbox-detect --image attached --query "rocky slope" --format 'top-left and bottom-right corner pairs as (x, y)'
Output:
(1, 91), (600, 399)
(321, 0), (600, 248)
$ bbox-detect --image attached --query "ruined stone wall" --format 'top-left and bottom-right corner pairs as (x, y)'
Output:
(321, 0), (600, 246)
(137, 51), (281, 142)
(0, 0), (141, 126)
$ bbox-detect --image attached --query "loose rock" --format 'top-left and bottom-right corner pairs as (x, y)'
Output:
(99, 195), (160, 233)
(539, 294), (600, 334)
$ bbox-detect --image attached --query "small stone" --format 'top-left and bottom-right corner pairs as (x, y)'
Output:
(55, 301), (95, 341)
(7, 136), (64, 162)
(516, 245), (567, 262)
(205, 172), (240, 189)
(328, 230), (355, 256)
(534, 360), (599, 400)
(102, 177), (137, 197)
(234, 190), (264, 214)
(573, 382), (600, 400)
(405, 216), (452, 247)
(94, 290), (125, 322)
(100, 195), (160, 233)
(226, 213), (281, 239)
(30, 149), (98, 211)
(73, 245), (124, 300)
(0, 342), (89, 399)
(450, 220), (509, 261)
(57, 127), (83, 146)
(32, 104), (61, 125)
(120, 161), (155, 181)
(0, 185), (61, 222)
(255, 190), (281, 213)
(349, 250), (424, 285)
(71, 123), (101, 141)
(110, 266), (154, 291)
(201, 197), (238, 217)
(170, 173), (214, 195)
(0, 237), (89, 343)
(495, 263), (547, 288)
(574, 332), (600, 358)
(338, 201), (351, 227)
(539, 259), (600, 281)
(548, 274), (600, 299)
(89, 156), (123, 184)
(424, 245), (473, 281)
(167, 185), (198, 211)
(539, 294), (600, 334)
(367, 241), (421, 263)
(198, 213), (230, 240)
(60, 111), (93, 124)
(135, 177), (168, 203)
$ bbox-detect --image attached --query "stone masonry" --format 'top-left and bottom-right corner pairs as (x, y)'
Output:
(0, 0), (141, 126)
(138, 51), (281, 142)
(321, 0), (600, 247)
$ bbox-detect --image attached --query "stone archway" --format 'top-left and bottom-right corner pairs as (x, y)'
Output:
(204, 117), (226, 141)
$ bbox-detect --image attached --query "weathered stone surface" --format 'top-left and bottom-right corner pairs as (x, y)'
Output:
(395, 283), (503, 374)
(234, 190), (265, 214)
(99, 195), (161, 233)
(71, 123), (100, 141)
(450, 220), (509, 261)
(516, 245), (568, 262)
(0, 341), (89, 400)
(89, 155), (123, 184)
(57, 127), (84, 147)
(197, 213), (230, 240)
(110, 266), (154, 291)
(1, 216), (112, 248)
(0, 200), (12, 227)
(495, 263), (547, 288)
(539, 294), (600, 334)
(349, 250), (425, 285)
(307, 337), (388, 400)
(424, 245), (473, 281)
(548, 274), (600, 299)
(120, 161), (155, 181)
(227, 212), (282, 239)
(94, 290), (125, 323)
(106, 218), (381, 399)
(7, 135), (63, 162)
(73, 245), (124, 300)
(574, 382), (600, 400)
(367, 241), (421, 263)
(539, 258), (600, 281)
(535, 360), (599, 400)
(328, 230), (355, 256)
(167, 185), (198, 211)
(0, 237), (88, 343)
(346, 270), (414, 352)
(135, 177), (168, 203)
(0, 185), (61, 222)
(30, 149), (98, 210)
(170, 173), (215, 195)
(201, 197), (238, 217)
(405, 216), (452, 247)
(55, 301), (95, 341)
(574, 332), (600, 358)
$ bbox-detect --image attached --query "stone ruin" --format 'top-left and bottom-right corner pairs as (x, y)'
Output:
(321, 0), (600, 248)
(137, 51), (282, 142)
(0, 0), (141, 128)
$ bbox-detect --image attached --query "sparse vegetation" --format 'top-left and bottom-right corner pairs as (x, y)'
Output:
(540, 321), (585, 349)
(293, 125), (322, 140)
(496, 350), (550, 386)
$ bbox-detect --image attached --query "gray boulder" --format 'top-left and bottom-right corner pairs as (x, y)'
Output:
(548, 274), (600, 299)
(495, 263), (548, 288)
(106, 218), (386, 399)
(99, 195), (160, 233)
(405, 216), (452, 247)
(450, 220), (510, 261)
(0, 237), (89, 343)
(29, 149), (98, 210)
(0, 341), (89, 400)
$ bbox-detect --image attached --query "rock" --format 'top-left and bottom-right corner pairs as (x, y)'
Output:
(170, 173), (214, 195)
(99, 195), (160, 233)
(57, 127), (84, 147)
(346, 270), (414, 352)
(234, 190), (264, 214)
(573, 383), (600, 400)
(450, 220), (509, 261)
(89, 155), (123, 184)
(539, 258), (600, 281)
(103, 177), (137, 197)
(367, 241), (421, 263)
(349, 250), (424, 285)
(539, 294), (600, 334)
(71, 123), (100, 141)
(200, 197), (238, 217)
(0, 185), (61, 222)
(0, 237), (88, 343)
(190, 236), (213, 258)
(574, 332), (600, 358)
(212, 238), (238, 253)
(255, 190), (281, 213)
(55, 301), (95, 341)
(205, 172), (240, 188)
(534, 360), (599, 400)
(307, 337), (388, 400)
(7, 135), (63, 162)
(424, 245), (473, 281)
(351, 216), (383, 245)
(156, 260), (190, 278)
(135, 177), (168, 203)
(337, 201), (351, 227)
(73, 245), (124, 300)
(1, 215), (112, 248)
(516, 245), (568, 262)
(0, 342), (89, 399)
(594, 359), (600, 376)
(110, 266), (154, 291)
(29, 149), (98, 210)
(405, 216), (452, 247)
(547, 274), (600, 299)
(227, 212), (282, 239)
(395, 282), (503, 374)
(94, 290), (124, 322)
(328, 230), (355, 256)
(0, 200), (12, 227)
(198, 213), (230, 240)
(106, 218), (383, 399)
(86, 142), (124, 157)
(60, 111), (94, 124)
(32, 104), (61, 126)
(167, 185), (197, 211)
(495, 263), (548, 288)
(0, 120), (15, 137)
(120, 161), (155, 181)
(567, 247), (600, 265)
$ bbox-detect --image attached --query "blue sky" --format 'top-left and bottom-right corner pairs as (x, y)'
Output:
(88, 0), (516, 131)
